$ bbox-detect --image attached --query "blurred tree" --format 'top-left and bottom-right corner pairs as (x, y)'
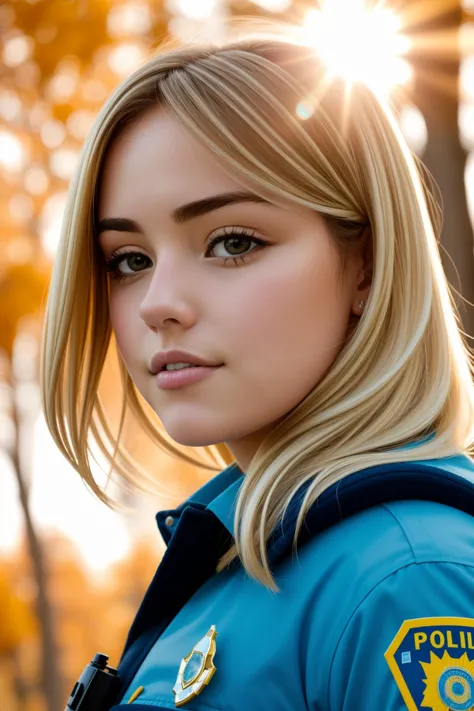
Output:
(0, 554), (38, 710)
(98, 539), (163, 664)
(0, 571), (36, 709)
(1, 533), (161, 709)
(44, 533), (123, 694)
(0, 568), (35, 656)
(0, 258), (62, 711)
(0, 350), (62, 711)
(403, 0), (474, 339)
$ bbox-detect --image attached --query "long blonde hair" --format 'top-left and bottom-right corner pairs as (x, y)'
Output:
(40, 20), (474, 590)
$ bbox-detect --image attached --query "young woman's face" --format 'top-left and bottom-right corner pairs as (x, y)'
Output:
(97, 108), (367, 470)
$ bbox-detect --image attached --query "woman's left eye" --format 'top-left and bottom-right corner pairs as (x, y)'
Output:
(205, 228), (268, 264)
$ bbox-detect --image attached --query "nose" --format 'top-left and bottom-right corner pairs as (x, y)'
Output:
(138, 253), (197, 332)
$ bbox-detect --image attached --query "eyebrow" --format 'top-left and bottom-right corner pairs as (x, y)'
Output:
(96, 191), (272, 236)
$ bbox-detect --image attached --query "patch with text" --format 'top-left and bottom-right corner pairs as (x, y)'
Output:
(385, 617), (474, 710)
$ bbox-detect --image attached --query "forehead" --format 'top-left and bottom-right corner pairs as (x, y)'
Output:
(98, 107), (246, 218)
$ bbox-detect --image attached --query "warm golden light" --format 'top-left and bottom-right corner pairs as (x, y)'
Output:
(251, 0), (292, 10)
(0, 129), (27, 172)
(301, 0), (411, 96)
(175, 0), (219, 21)
(106, 2), (152, 38)
(107, 42), (146, 76)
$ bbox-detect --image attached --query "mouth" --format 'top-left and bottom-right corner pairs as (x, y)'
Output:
(160, 363), (224, 372)
(155, 363), (224, 390)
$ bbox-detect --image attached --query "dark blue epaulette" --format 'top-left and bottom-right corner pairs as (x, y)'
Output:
(267, 456), (474, 567)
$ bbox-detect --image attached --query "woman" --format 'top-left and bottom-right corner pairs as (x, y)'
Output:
(41, 20), (474, 711)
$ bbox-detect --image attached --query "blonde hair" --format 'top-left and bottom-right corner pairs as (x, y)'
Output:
(40, 19), (474, 590)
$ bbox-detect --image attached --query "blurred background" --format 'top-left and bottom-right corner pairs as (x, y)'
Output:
(1, 0), (474, 709)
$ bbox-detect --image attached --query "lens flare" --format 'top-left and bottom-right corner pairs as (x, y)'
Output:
(301, 0), (411, 96)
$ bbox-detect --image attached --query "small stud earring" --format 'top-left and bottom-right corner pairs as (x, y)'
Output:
(359, 299), (365, 310)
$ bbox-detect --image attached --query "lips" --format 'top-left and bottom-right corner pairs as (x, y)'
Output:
(155, 363), (223, 390)
(150, 350), (223, 375)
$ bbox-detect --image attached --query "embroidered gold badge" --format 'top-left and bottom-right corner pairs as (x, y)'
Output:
(173, 625), (217, 707)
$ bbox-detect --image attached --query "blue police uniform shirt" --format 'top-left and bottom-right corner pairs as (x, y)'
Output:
(110, 448), (474, 710)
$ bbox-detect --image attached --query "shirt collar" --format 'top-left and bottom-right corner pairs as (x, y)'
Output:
(156, 434), (439, 545)
(182, 461), (244, 510)
(156, 461), (244, 544)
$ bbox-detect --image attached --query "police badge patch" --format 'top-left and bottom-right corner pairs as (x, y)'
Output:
(173, 625), (217, 707)
(385, 617), (474, 710)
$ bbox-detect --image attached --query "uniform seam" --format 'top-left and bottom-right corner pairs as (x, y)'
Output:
(326, 559), (474, 710)
(381, 503), (418, 563)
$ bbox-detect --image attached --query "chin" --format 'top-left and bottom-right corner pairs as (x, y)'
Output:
(168, 433), (221, 448)
(160, 423), (223, 449)
(156, 411), (255, 449)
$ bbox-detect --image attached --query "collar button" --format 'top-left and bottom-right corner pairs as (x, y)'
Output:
(165, 515), (175, 527)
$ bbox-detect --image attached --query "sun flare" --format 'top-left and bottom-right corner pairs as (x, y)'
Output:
(301, 0), (411, 96)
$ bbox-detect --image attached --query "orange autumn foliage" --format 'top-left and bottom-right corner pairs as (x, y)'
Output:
(0, 531), (163, 708)
(0, 568), (36, 655)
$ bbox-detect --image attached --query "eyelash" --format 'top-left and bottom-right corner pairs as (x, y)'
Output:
(105, 228), (268, 283)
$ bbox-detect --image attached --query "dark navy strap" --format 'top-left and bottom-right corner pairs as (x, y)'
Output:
(268, 462), (474, 567)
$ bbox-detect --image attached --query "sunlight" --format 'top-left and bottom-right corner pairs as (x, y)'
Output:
(301, 0), (411, 96)
(0, 129), (27, 172)
(30, 414), (132, 574)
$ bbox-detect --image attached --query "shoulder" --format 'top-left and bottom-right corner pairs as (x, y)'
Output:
(336, 497), (474, 566)
(326, 555), (474, 710)
(298, 501), (474, 710)
(295, 498), (474, 599)
(294, 451), (474, 589)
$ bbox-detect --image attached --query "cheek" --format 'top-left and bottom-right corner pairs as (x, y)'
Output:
(229, 250), (350, 377)
(193, 248), (352, 443)
(108, 289), (144, 367)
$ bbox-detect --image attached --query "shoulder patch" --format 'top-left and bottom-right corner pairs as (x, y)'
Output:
(385, 617), (474, 710)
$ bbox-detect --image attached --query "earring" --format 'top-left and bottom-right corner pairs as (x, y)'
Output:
(359, 299), (365, 310)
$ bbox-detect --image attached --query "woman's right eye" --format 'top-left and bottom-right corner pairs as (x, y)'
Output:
(106, 251), (152, 282)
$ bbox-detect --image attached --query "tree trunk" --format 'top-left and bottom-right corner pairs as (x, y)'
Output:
(409, 0), (474, 340)
(4, 354), (63, 711)
(11, 649), (29, 708)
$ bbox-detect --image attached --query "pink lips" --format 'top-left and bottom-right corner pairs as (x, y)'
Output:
(155, 365), (223, 390)
(150, 349), (223, 375)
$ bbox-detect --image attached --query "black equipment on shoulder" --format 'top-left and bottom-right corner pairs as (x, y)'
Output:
(64, 653), (121, 710)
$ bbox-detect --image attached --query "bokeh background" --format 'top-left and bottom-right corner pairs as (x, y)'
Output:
(1, 1), (474, 709)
